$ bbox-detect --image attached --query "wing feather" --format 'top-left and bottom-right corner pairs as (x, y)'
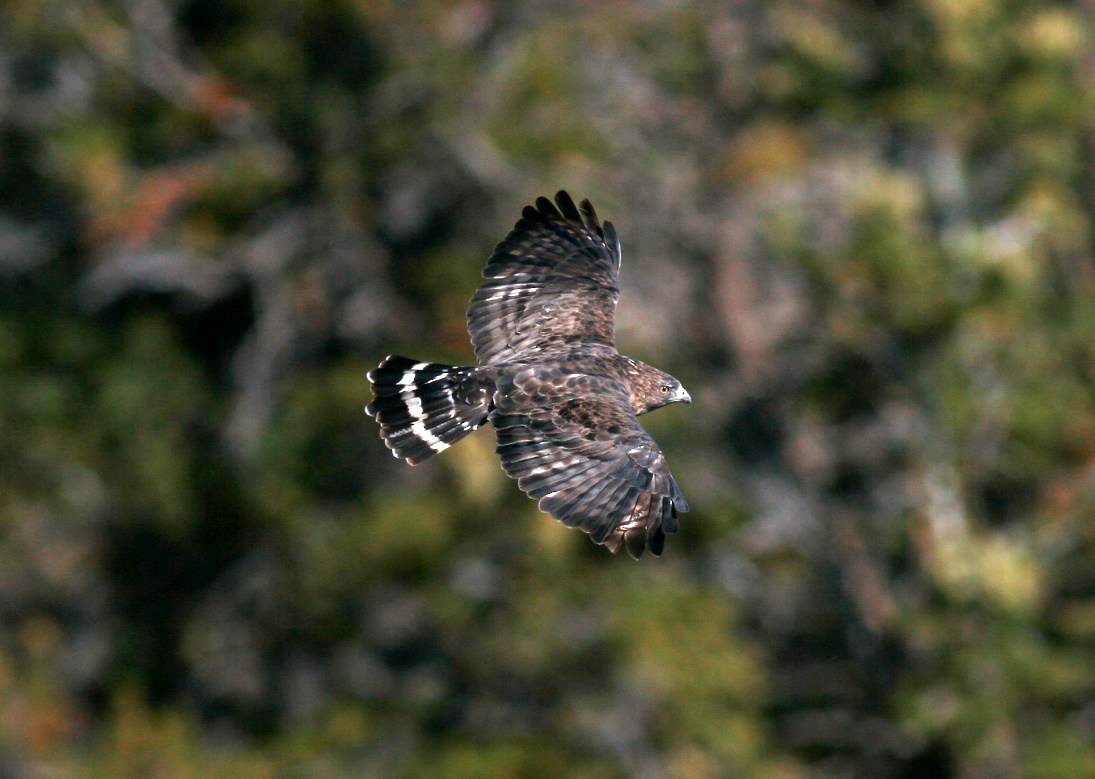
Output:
(492, 370), (687, 558)
(468, 191), (622, 365)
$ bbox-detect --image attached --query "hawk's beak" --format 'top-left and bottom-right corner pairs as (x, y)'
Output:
(675, 386), (692, 404)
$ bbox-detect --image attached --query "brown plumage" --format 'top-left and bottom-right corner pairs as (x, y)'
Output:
(366, 191), (690, 558)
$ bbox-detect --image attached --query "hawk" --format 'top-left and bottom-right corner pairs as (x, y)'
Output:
(366, 191), (690, 558)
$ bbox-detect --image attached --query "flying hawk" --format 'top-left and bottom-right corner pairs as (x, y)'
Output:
(366, 191), (690, 558)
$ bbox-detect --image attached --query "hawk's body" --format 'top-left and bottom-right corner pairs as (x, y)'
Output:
(366, 192), (690, 558)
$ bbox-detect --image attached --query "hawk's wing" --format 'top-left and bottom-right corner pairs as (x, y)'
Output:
(468, 191), (622, 365)
(491, 368), (688, 558)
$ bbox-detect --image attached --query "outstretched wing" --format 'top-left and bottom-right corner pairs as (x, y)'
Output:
(491, 368), (688, 558)
(468, 191), (622, 365)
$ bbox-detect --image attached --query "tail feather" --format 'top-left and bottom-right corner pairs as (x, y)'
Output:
(366, 355), (490, 464)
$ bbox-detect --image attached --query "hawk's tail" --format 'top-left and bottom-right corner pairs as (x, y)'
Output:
(365, 355), (491, 465)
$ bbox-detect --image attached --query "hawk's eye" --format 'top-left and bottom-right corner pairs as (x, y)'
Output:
(660, 385), (670, 394)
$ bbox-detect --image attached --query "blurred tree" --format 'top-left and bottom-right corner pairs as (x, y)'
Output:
(1, 0), (1094, 776)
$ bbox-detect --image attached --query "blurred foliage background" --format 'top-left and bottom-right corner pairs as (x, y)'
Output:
(2, 1), (1095, 776)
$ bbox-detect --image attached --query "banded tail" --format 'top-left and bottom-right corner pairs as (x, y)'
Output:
(365, 355), (491, 465)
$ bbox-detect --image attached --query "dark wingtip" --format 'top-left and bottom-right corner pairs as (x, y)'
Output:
(603, 220), (620, 261)
(554, 190), (581, 222)
(578, 198), (603, 236)
(534, 196), (561, 219)
(648, 527), (666, 556)
(624, 528), (646, 559)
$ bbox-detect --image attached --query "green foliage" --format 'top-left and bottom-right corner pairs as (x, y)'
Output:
(2, 0), (1094, 776)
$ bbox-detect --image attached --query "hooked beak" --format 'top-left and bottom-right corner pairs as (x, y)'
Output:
(675, 386), (692, 404)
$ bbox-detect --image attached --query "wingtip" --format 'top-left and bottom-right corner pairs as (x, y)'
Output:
(554, 190), (581, 221)
(535, 196), (561, 219)
(624, 528), (646, 559)
(577, 196), (599, 224)
(603, 220), (621, 259)
(648, 527), (665, 556)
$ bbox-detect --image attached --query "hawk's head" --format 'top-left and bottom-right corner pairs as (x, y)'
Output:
(624, 359), (691, 415)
